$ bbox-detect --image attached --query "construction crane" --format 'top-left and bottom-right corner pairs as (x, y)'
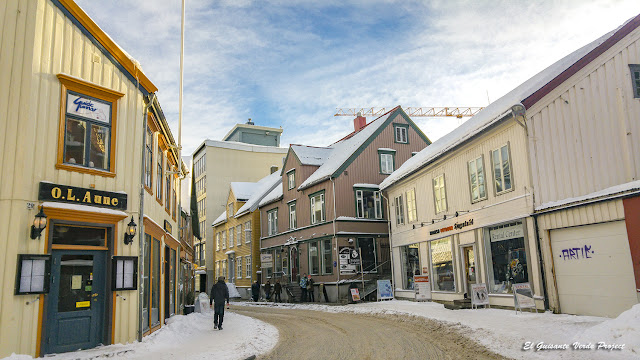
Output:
(334, 107), (484, 118)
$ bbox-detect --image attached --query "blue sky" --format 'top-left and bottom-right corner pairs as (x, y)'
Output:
(76, 0), (640, 155)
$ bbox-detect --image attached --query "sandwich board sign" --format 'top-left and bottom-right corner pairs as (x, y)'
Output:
(377, 280), (393, 301)
(414, 275), (431, 301)
(471, 283), (490, 309)
(350, 288), (361, 302)
(512, 282), (537, 313)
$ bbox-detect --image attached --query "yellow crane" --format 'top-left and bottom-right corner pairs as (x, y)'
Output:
(334, 107), (484, 118)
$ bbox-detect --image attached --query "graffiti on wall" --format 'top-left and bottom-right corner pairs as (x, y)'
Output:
(559, 245), (594, 260)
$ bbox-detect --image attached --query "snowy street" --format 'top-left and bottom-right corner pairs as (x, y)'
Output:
(5, 300), (638, 360)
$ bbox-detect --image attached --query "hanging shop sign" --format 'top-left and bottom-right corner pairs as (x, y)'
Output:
(260, 254), (273, 268)
(38, 182), (127, 210)
(471, 283), (490, 308)
(164, 220), (173, 234)
(414, 275), (431, 301)
(430, 219), (474, 236)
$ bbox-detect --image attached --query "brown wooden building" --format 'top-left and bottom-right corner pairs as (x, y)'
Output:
(258, 107), (431, 302)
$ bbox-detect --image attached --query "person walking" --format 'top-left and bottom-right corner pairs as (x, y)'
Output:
(209, 276), (230, 330)
(273, 279), (282, 303)
(299, 273), (308, 302)
(251, 280), (260, 302)
(264, 280), (272, 301)
(306, 274), (315, 302)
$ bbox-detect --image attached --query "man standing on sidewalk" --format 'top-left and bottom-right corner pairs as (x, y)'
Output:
(209, 276), (230, 330)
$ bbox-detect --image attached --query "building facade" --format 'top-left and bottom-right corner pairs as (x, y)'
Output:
(259, 107), (431, 302)
(191, 137), (287, 293)
(0, 1), (184, 356)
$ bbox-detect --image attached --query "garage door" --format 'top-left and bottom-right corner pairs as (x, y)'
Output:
(551, 221), (637, 318)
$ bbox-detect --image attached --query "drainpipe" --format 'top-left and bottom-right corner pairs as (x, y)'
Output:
(381, 192), (395, 293)
(138, 92), (156, 342)
(331, 177), (339, 302)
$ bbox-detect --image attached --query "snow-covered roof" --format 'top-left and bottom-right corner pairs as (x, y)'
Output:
(290, 145), (333, 166)
(536, 180), (640, 212)
(298, 109), (397, 190)
(380, 20), (628, 191)
(212, 211), (227, 227)
(353, 183), (379, 189)
(259, 183), (283, 208)
(231, 182), (257, 201)
(235, 172), (283, 216)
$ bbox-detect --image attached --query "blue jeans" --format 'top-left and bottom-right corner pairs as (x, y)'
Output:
(214, 303), (225, 327)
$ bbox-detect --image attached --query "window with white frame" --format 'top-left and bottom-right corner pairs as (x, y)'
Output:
(245, 255), (251, 278)
(289, 201), (297, 229)
(236, 256), (242, 279)
(491, 144), (513, 194)
(630, 64), (640, 98)
(215, 261), (220, 278)
(268, 209), (278, 236)
(222, 260), (227, 279)
(236, 225), (242, 246)
(468, 155), (487, 202)
(287, 170), (295, 190)
(144, 126), (153, 188)
(216, 232), (220, 251)
(227, 203), (234, 218)
(355, 189), (382, 219)
(245, 221), (252, 243)
(394, 124), (408, 143)
(379, 152), (395, 174)
(308, 241), (319, 275)
(157, 147), (163, 202)
(406, 189), (417, 223)
(222, 231), (226, 249)
(394, 194), (404, 225)
(433, 174), (447, 214)
(310, 191), (325, 224)
(229, 228), (234, 248)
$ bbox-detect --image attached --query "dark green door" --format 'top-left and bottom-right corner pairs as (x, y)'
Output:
(44, 250), (107, 354)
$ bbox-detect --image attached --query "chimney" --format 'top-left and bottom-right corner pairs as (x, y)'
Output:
(247, 118), (254, 125)
(353, 112), (366, 132)
(270, 165), (279, 174)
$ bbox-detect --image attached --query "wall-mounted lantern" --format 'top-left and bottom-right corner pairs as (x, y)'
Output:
(30, 206), (47, 239)
(124, 217), (137, 245)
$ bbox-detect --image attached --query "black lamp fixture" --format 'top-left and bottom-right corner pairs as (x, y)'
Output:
(124, 217), (137, 245)
(30, 206), (47, 239)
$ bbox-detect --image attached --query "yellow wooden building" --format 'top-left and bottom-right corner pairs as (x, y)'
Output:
(211, 172), (282, 297)
(0, 0), (187, 356)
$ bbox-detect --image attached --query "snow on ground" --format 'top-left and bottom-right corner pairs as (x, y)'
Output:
(2, 306), (277, 360)
(234, 300), (640, 359)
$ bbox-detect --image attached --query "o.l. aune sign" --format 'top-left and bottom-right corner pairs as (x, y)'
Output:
(38, 182), (127, 210)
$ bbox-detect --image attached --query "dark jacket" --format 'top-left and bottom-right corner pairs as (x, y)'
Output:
(209, 280), (229, 305)
(274, 282), (282, 294)
(251, 282), (260, 295)
(264, 283), (272, 294)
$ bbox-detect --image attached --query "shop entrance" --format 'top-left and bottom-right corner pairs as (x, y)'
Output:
(44, 250), (107, 354)
(462, 246), (476, 295)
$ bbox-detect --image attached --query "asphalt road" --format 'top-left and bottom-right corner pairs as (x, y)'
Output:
(232, 305), (507, 360)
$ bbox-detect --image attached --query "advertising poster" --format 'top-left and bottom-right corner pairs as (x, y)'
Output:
(414, 275), (431, 301)
(350, 288), (361, 301)
(471, 283), (490, 307)
(377, 280), (394, 300)
(339, 247), (357, 274)
(513, 282), (536, 311)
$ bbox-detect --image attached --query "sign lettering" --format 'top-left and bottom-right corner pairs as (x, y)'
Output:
(559, 245), (594, 260)
(38, 182), (127, 210)
(430, 219), (474, 236)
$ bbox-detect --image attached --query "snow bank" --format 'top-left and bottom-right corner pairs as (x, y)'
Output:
(572, 304), (640, 357)
(227, 283), (242, 298)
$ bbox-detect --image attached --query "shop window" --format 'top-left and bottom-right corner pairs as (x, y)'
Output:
(400, 244), (420, 290)
(112, 256), (137, 291)
(468, 156), (487, 203)
(491, 144), (513, 195)
(322, 239), (333, 274)
(433, 174), (447, 214)
(52, 224), (106, 247)
(355, 189), (382, 219)
(287, 170), (295, 190)
(431, 237), (455, 292)
(406, 189), (417, 223)
(630, 64), (640, 98)
(268, 209), (278, 235)
(289, 201), (297, 229)
(308, 241), (319, 275)
(152, 238), (161, 326)
(142, 235), (151, 332)
(56, 74), (124, 176)
(310, 191), (325, 224)
(485, 222), (529, 294)
(357, 237), (377, 272)
(275, 250), (283, 277)
(394, 194), (404, 226)
(15, 254), (51, 295)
